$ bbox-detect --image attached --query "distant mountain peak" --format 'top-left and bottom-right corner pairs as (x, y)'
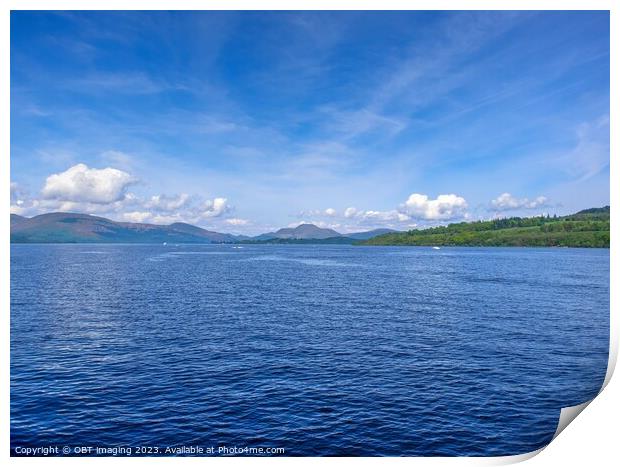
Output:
(10, 212), (238, 244)
(11, 212), (403, 243)
(271, 223), (341, 239)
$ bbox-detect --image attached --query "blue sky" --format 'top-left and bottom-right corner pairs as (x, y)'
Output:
(10, 11), (609, 234)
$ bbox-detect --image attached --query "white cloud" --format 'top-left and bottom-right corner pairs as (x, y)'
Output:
(400, 193), (468, 220)
(12, 164), (238, 229)
(287, 220), (341, 230)
(145, 193), (191, 212)
(150, 214), (186, 224)
(10, 182), (19, 202)
(296, 196), (467, 232)
(199, 197), (230, 218)
(359, 210), (410, 222)
(344, 207), (358, 218)
(297, 209), (322, 217)
(25, 195), (138, 216)
(120, 195), (232, 224)
(491, 193), (550, 211)
(10, 206), (26, 215)
(225, 218), (249, 226)
(10, 183), (29, 215)
(10, 181), (136, 217)
(122, 211), (153, 223)
(10, 182), (40, 216)
(289, 205), (415, 233)
(41, 163), (136, 204)
(10, 182), (27, 209)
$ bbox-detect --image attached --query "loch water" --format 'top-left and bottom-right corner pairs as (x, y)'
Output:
(10, 244), (610, 456)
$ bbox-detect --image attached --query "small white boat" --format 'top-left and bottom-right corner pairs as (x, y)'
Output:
(163, 242), (167, 246)
(432, 246), (441, 250)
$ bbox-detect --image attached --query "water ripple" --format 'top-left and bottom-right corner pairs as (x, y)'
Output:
(10, 244), (609, 456)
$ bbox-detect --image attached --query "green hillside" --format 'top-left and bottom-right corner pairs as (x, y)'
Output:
(360, 207), (610, 248)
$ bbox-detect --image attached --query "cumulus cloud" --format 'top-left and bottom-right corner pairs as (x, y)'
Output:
(11, 182), (116, 216)
(122, 211), (153, 223)
(288, 220), (342, 230)
(299, 205), (412, 225)
(292, 204), (416, 233)
(145, 193), (191, 212)
(199, 197), (231, 218)
(118, 196), (232, 224)
(400, 193), (468, 220)
(297, 195), (468, 231)
(12, 163), (235, 228)
(490, 193), (550, 211)
(344, 207), (358, 218)
(16, 194), (139, 217)
(41, 163), (136, 204)
(149, 214), (186, 224)
(359, 210), (410, 222)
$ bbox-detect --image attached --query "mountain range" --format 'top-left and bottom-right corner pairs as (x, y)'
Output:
(10, 212), (397, 244)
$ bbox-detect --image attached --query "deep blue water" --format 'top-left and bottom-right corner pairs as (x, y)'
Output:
(10, 244), (609, 456)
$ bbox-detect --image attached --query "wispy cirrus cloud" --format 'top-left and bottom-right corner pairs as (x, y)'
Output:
(10, 12), (610, 231)
(66, 71), (185, 95)
(561, 115), (610, 181)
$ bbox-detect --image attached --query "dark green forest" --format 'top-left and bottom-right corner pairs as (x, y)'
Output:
(360, 207), (610, 248)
